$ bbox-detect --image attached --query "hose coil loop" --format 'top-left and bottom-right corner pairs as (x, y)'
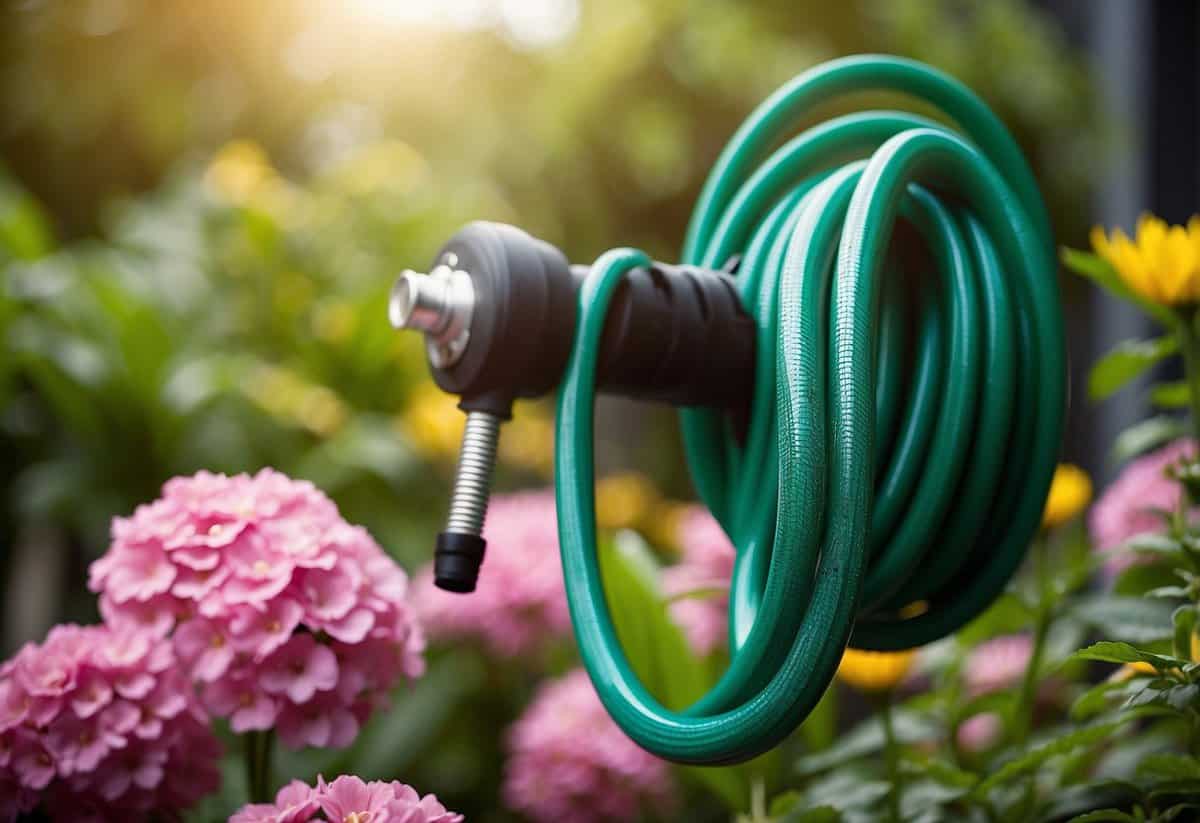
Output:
(554, 55), (1065, 764)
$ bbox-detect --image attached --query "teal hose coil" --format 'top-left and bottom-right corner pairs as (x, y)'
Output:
(553, 55), (1065, 765)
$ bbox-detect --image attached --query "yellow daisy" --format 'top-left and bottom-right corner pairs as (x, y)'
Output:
(1090, 213), (1200, 305)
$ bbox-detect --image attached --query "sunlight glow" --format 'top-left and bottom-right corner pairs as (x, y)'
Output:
(346, 0), (579, 48)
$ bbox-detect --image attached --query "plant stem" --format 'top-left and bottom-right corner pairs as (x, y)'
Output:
(244, 730), (275, 804)
(880, 695), (902, 823)
(1014, 538), (1050, 745)
(1177, 311), (1200, 445)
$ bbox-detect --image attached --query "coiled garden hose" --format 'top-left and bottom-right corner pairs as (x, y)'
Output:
(390, 53), (1064, 766)
(552, 54), (1064, 764)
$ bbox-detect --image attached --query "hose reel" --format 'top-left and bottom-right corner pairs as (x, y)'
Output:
(389, 54), (1065, 765)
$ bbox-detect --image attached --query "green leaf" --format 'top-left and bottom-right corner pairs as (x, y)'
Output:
(1153, 381), (1192, 408)
(1041, 780), (1142, 822)
(1068, 595), (1175, 643)
(1066, 812), (1137, 823)
(1174, 605), (1198, 661)
(1088, 337), (1178, 400)
(802, 771), (891, 813)
(1138, 752), (1200, 781)
(794, 708), (940, 776)
(0, 172), (54, 261)
(599, 530), (707, 710)
(1061, 247), (1179, 329)
(1112, 416), (1189, 464)
(1071, 641), (1187, 670)
(907, 756), (979, 791)
(769, 790), (803, 816)
(291, 651), (486, 781)
(781, 806), (842, 823)
(974, 721), (1123, 796)
(1114, 556), (1181, 596)
(1070, 678), (1142, 721)
(1122, 533), (1184, 557)
(598, 531), (746, 809)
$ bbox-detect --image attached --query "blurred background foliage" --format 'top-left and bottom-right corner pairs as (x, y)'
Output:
(0, 0), (1107, 817)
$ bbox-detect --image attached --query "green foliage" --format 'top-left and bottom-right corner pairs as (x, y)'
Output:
(1088, 337), (1178, 401)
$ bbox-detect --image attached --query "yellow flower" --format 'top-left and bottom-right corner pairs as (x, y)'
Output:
(1090, 214), (1200, 305)
(836, 648), (917, 693)
(205, 140), (276, 204)
(399, 382), (555, 476)
(500, 404), (555, 478)
(400, 382), (466, 462)
(596, 472), (659, 531)
(1041, 463), (1093, 529)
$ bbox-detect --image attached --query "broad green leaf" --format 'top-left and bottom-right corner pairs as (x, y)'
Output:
(769, 790), (803, 816)
(1138, 753), (1200, 781)
(1040, 779), (1141, 822)
(780, 806), (842, 823)
(1088, 337), (1177, 400)
(1070, 678), (1142, 721)
(1071, 641), (1186, 670)
(1066, 812), (1137, 823)
(598, 531), (746, 809)
(1061, 247), (1179, 329)
(1173, 605), (1198, 661)
(1111, 416), (1189, 464)
(0, 173), (54, 261)
(1122, 533), (1183, 557)
(957, 593), (1034, 647)
(798, 681), (837, 753)
(307, 651), (486, 780)
(802, 770), (891, 813)
(1068, 595), (1175, 643)
(974, 721), (1123, 796)
(1152, 381), (1192, 409)
(795, 709), (940, 776)
(1148, 778), (1200, 803)
(598, 530), (708, 711)
(903, 756), (978, 791)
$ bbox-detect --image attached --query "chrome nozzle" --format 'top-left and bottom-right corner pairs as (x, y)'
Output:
(388, 257), (475, 368)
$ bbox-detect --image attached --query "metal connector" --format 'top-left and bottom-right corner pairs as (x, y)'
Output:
(389, 253), (475, 368)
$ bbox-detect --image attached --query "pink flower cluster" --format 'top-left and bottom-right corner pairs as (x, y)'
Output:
(412, 491), (571, 658)
(1089, 438), (1196, 577)
(0, 623), (220, 822)
(230, 774), (462, 823)
(662, 506), (735, 655)
(89, 469), (425, 750)
(963, 634), (1032, 696)
(503, 669), (674, 823)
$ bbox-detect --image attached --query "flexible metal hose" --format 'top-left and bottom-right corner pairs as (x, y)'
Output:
(553, 55), (1064, 764)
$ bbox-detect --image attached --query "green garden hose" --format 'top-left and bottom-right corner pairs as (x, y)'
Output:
(553, 54), (1064, 765)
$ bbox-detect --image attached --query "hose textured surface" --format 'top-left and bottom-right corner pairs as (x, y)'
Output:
(554, 55), (1064, 765)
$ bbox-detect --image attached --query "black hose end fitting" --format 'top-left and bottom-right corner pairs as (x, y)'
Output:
(430, 221), (578, 417)
(433, 531), (487, 593)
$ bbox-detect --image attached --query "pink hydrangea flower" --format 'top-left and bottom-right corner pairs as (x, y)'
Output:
(1089, 439), (1196, 577)
(89, 469), (425, 751)
(412, 491), (571, 658)
(963, 634), (1032, 696)
(662, 507), (735, 655)
(229, 774), (461, 823)
(0, 623), (220, 820)
(503, 669), (675, 823)
(957, 712), (1002, 752)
